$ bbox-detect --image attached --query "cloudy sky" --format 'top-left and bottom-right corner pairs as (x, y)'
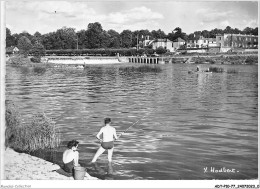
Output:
(5, 0), (258, 35)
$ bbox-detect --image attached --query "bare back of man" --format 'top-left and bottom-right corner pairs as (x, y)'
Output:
(102, 125), (116, 142)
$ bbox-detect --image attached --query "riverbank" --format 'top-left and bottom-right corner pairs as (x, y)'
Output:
(6, 53), (258, 66)
(3, 148), (98, 180)
(42, 56), (129, 64)
(164, 53), (258, 64)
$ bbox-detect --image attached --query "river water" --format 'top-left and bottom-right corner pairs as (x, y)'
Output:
(5, 63), (258, 180)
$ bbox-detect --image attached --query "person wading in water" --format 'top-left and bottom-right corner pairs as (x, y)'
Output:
(90, 118), (118, 163)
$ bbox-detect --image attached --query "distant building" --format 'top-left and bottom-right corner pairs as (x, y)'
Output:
(186, 36), (208, 48)
(151, 38), (174, 52)
(172, 37), (186, 50)
(223, 34), (258, 48)
(216, 34), (224, 47)
(6, 46), (19, 54)
(207, 38), (217, 47)
(143, 36), (152, 47)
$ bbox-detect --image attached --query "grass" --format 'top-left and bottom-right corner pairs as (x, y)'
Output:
(5, 101), (60, 152)
(119, 65), (162, 73)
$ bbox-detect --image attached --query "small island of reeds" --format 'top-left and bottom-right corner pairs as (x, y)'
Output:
(209, 66), (239, 74)
(119, 65), (162, 73)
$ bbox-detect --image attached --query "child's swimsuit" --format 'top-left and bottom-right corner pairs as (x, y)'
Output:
(101, 141), (114, 149)
(63, 160), (74, 173)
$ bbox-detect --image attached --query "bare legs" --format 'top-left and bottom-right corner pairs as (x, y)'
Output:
(91, 147), (114, 163)
(91, 147), (105, 163)
(107, 148), (114, 162)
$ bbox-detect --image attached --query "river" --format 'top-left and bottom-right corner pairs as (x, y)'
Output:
(5, 63), (258, 180)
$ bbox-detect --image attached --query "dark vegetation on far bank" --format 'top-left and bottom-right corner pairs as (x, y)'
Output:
(170, 54), (258, 65)
(5, 101), (60, 152)
(7, 55), (48, 74)
(119, 65), (162, 73)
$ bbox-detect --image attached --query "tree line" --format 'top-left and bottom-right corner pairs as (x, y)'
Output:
(6, 22), (258, 51)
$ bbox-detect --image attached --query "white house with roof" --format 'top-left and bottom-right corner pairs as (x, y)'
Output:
(6, 46), (19, 54)
(172, 37), (186, 50)
(151, 38), (174, 52)
(187, 36), (218, 48)
(207, 38), (217, 47)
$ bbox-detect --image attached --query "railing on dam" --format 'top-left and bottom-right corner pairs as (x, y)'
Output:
(128, 57), (160, 64)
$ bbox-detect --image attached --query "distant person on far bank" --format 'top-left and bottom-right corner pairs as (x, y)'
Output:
(91, 118), (118, 163)
(196, 66), (200, 72)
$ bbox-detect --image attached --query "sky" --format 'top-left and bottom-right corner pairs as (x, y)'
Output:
(5, 0), (259, 35)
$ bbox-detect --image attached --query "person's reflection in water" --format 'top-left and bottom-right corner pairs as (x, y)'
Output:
(107, 162), (113, 175)
(92, 162), (114, 180)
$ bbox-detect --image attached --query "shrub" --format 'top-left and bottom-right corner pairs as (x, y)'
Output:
(17, 36), (33, 57)
(30, 43), (46, 57)
(7, 55), (31, 65)
(244, 56), (258, 64)
(30, 57), (41, 63)
(209, 66), (224, 73)
(33, 66), (46, 74)
(227, 69), (238, 74)
(5, 101), (60, 152)
(119, 65), (162, 73)
(155, 47), (167, 54)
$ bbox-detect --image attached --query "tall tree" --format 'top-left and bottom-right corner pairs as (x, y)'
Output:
(6, 28), (15, 47)
(32, 31), (43, 45)
(243, 27), (254, 35)
(252, 27), (258, 36)
(151, 29), (166, 39)
(201, 30), (210, 38)
(42, 32), (56, 50)
(168, 27), (187, 41)
(107, 29), (120, 48)
(77, 29), (87, 49)
(120, 30), (132, 48)
(55, 27), (77, 49)
(17, 36), (32, 57)
(86, 22), (104, 48)
(224, 26), (233, 34)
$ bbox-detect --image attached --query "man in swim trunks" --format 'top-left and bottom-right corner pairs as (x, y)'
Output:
(91, 118), (118, 163)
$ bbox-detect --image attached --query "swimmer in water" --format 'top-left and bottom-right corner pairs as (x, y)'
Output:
(91, 118), (118, 163)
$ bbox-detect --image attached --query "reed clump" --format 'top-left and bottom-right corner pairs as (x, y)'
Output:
(7, 55), (31, 65)
(5, 101), (60, 152)
(209, 66), (224, 73)
(33, 66), (46, 74)
(227, 69), (239, 74)
(119, 65), (162, 73)
(244, 56), (258, 65)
